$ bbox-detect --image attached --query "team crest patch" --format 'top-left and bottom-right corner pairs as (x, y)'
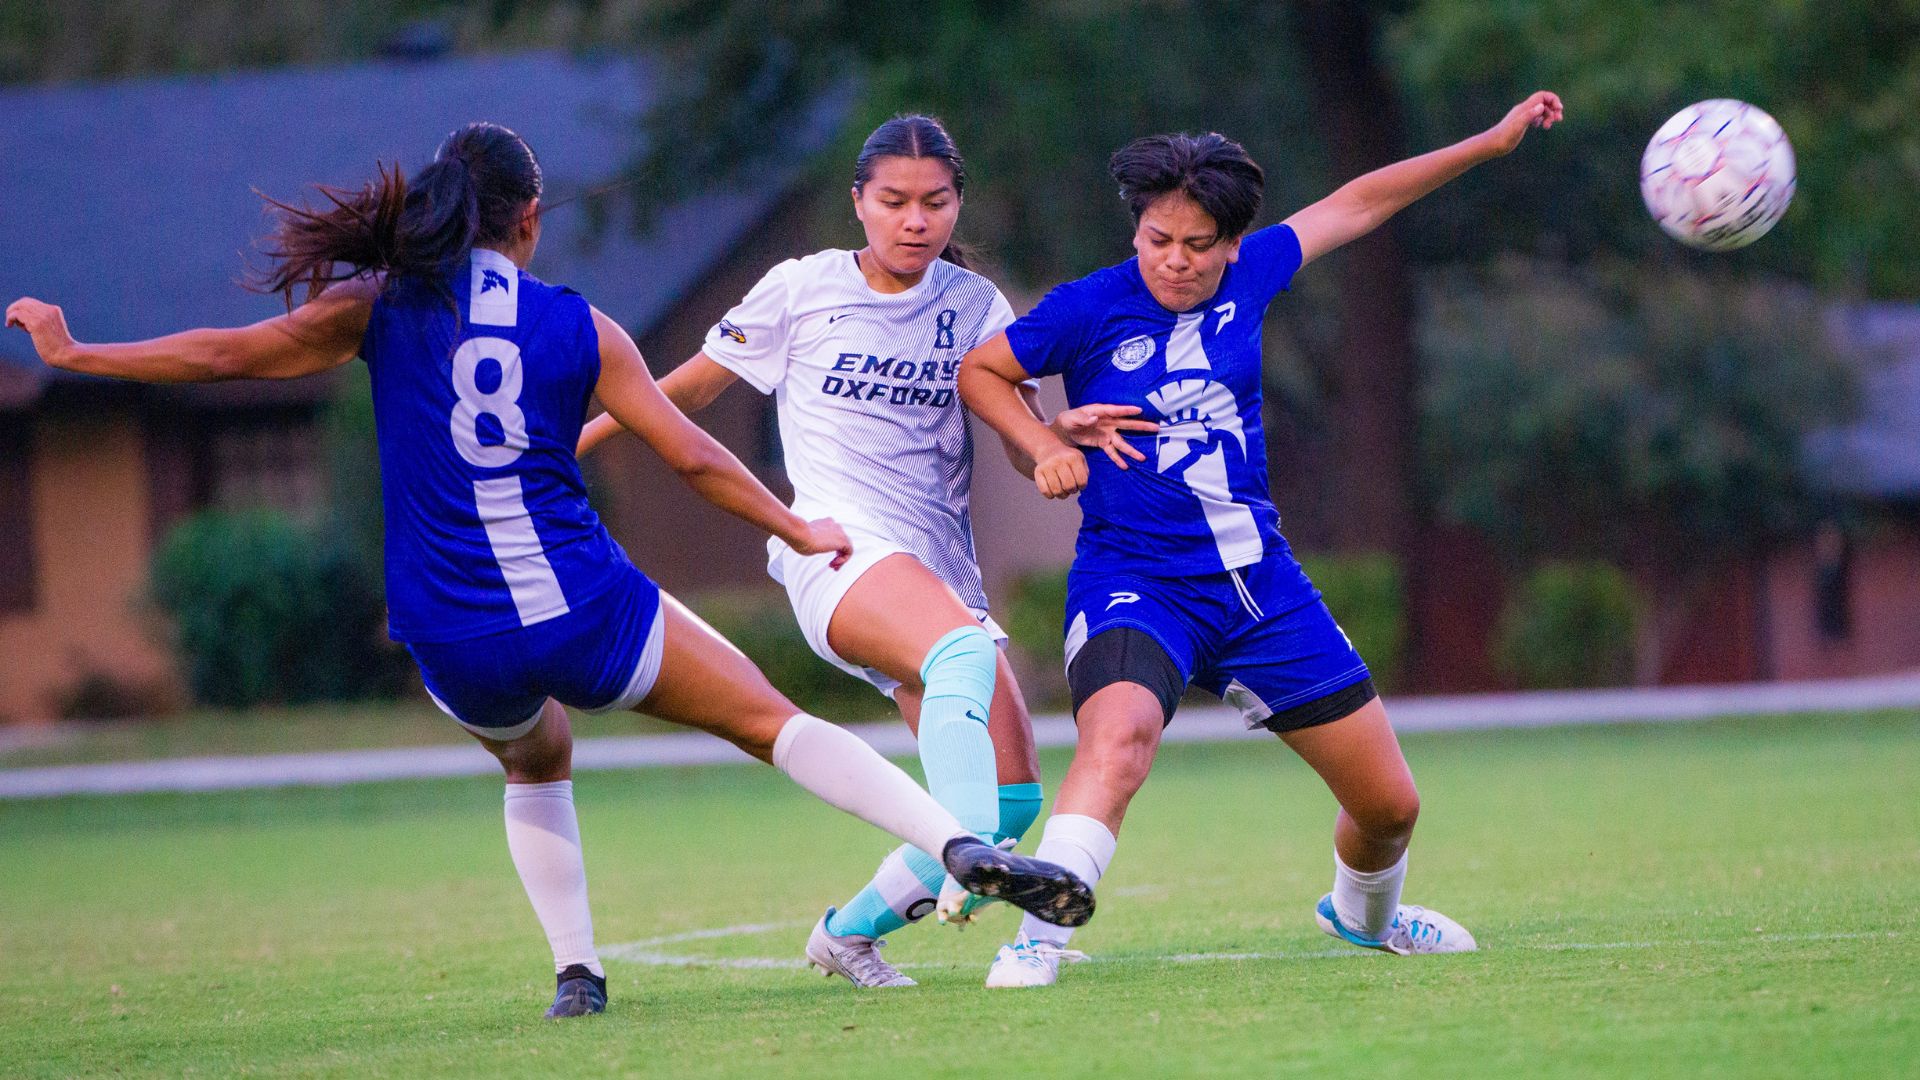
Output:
(1111, 335), (1155, 371)
(716, 319), (747, 344)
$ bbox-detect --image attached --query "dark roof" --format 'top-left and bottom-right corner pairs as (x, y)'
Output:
(1805, 303), (1920, 502)
(0, 51), (839, 403)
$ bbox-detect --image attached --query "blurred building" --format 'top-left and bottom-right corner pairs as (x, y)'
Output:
(1763, 304), (1920, 680)
(0, 49), (941, 720)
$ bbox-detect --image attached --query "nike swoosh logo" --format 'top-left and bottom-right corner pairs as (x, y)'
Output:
(827, 312), (851, 323)
(965, 709), (987, 725)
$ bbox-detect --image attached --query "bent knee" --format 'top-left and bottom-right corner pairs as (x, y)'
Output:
(920, 625), (997, 699)
(1083, 710), (1161, 776)
(1350, 787), (1421, 840)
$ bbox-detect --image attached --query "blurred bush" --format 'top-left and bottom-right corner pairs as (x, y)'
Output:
(1298, 552), (1406, 693)
(1497, 561), (1640, 690)
(149, 509), (406, 708)
(56, 668), (180, 721)
(1001, 568), (1072, 710)
(689, 592), (894, 721)
(1422, 261), (1856, 569)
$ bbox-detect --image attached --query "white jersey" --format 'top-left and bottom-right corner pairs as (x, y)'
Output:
(703, 249), (1016, 609)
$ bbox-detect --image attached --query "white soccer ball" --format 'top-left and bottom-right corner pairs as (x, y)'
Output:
(1640, 99), (1796, 251)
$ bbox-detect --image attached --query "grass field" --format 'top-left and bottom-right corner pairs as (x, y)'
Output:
(2, 711), (1915, 1077)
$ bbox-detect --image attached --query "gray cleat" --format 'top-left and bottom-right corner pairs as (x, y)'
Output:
(805, 907), (917, 988)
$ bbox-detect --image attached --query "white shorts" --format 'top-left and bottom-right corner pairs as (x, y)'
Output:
(768, 526), (1007, 699)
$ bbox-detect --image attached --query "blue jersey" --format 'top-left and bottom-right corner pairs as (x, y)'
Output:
(362, 249), (633, 643)
(1006, 223), (1304, 578)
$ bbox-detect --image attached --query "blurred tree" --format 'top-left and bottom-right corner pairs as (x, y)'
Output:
(628, 0), (1320, 284)
(1420, 258), (1857, 565)
(1389, 0), (1920, 296)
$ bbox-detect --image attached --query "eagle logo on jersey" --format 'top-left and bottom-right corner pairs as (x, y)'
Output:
(1111, 335), (1156, 372)
(479, 269), (511, 295)
(716, 319), (747, 344)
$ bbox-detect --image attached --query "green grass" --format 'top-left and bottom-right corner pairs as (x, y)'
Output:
(2, 712), (1915, 1077)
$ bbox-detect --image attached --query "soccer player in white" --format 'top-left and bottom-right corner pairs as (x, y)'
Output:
(580, 115), (1145, 986)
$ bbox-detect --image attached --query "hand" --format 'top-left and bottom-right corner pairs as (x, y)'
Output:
(791, 517), (853, 570)
(5, 297), (78, 368)
(1033, 440), (1089, 500)
(1050, 404), (1159, 471)
(1484, 91), (1563, 156)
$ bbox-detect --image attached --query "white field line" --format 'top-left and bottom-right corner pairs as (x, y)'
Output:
(5, 670), (1919, 799)
(599, 920), (1905, 972)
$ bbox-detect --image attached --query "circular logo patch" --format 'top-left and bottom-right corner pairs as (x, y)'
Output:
(1111, 335), (1156, 371)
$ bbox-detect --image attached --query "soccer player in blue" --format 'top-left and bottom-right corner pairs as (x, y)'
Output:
(960, 92), (1564, 986)
(6, 122), (1093, 1017)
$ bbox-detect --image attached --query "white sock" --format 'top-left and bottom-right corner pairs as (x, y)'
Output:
(1017, 813), (1116, 947)
(1332, 849), (1407, 941)
(503, 780), (603, 977)
(772, 714), (968, 861)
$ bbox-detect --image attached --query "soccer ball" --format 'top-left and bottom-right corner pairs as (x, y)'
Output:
(1640, 99), (1795, 251)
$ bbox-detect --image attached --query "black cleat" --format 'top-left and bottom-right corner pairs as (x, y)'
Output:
(942, 836), (1096, 928)
(545, 964), (607, 1018)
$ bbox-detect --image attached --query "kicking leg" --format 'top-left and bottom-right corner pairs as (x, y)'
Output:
(468, 701), (607, 1018)
(820, 650), (1045, 975)
(640, 593), (1092, 927)
(829, 554), (1009, 835)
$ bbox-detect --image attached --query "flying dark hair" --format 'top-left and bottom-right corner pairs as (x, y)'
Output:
(254, 121), (543, 305)
(1109, 132), (1265, 241)
(852, 114), (974, 270)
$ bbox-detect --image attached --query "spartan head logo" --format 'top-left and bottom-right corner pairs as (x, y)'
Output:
(480, 269), (511, 295)
(1144, 378), (1245, 479)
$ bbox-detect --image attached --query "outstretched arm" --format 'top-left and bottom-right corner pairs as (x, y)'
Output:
(5, 279), (376, 383)
(578, 352), (739, 458)
(590, 307), (850, 567)
(1285, 91), (1562, 267)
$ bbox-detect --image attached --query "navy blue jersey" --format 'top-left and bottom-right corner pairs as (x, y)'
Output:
(1006, 224), (1303, 578)
(362, 249), (632, 643)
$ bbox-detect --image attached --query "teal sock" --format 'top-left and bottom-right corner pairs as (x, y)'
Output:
(994, 781), (1044, 845)
(914, 626), (1000, 836)
(825, 782), (1046, 939)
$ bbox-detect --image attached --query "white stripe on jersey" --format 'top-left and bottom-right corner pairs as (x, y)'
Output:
(702, 251), (1015, 610)
(474, 475), (570, 627)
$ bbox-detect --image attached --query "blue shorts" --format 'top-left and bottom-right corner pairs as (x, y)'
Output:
(406, 567), (666, 740)
(1063, 551), (1371, 730)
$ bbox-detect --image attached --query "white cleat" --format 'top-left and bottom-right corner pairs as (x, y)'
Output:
(805, 908), (917, 987)
(1315, 893), (1478, 955)
(983, 931), (1087, 988)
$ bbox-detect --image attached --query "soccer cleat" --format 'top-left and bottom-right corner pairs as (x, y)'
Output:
(1315, 893), (1478, 955)
(940, 836), (1095, 928)
(805, 907), (917, 988)
(983, 931), (1087, 988)
(934, 839), (1018, 927)
(544, 963), (607, 1018)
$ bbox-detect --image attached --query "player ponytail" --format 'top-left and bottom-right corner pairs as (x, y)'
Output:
(853, 114), (976, 270)
(254, 122), (543, 305)
(1109, 132), (1265, 241)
